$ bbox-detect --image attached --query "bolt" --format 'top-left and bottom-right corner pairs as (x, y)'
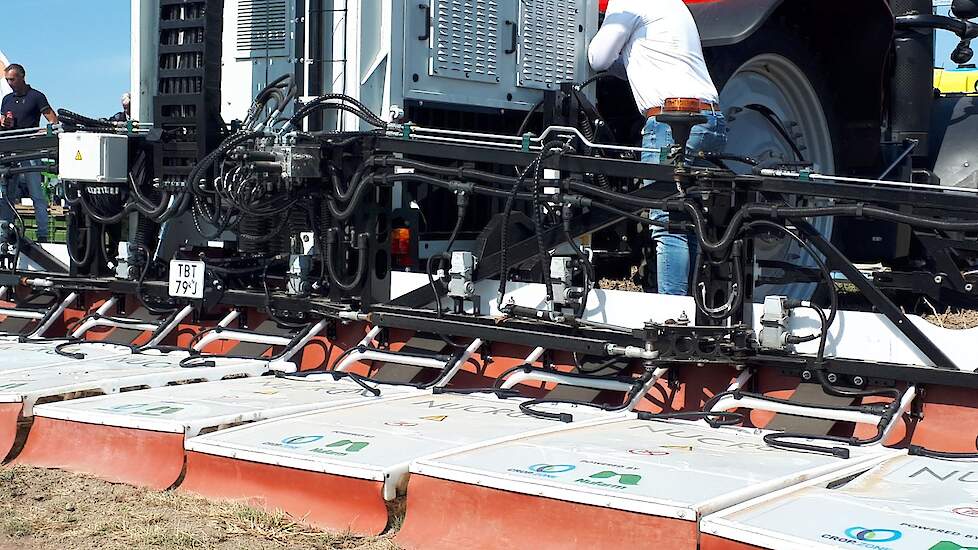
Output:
(935, 275), (943, 284)
(826, 373), (838, 383)
(853, 376), (865, 386)
(967, 283), (974, 292)
(801, 370), (812, 381)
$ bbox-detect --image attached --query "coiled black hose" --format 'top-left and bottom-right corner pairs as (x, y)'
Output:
(326, 231), (369, 292)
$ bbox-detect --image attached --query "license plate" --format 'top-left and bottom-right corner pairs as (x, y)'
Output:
(168, 260), (205, 299)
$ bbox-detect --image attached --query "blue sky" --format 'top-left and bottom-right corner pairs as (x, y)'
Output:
(935, 4), (967, 69)
(2, 1), (131, 118)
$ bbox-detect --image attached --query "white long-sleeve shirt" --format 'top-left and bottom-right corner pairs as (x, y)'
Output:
(587, 0), (719, 113)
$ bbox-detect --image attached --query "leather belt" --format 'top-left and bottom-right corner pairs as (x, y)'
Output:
(646, 101), (718, 118)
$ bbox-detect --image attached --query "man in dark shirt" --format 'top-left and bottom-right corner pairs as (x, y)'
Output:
(0, 64), (58, 242)
(109, 92), (131, 122)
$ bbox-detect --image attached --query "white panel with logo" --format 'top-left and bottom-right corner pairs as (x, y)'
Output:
(412, 418), (898, 520)
(184, 392), (618, 499)
(0, 351), (270, 416)
(32, 374), (417, 437)
(700, 454), (978, 550)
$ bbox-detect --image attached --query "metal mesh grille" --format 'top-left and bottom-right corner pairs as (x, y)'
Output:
(432, 0), (499, 83)
(236, 0), (289, 53)
(519, 0), (578, 89)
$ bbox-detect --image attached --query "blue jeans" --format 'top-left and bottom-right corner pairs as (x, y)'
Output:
(0, 160), (48, 240)
(642, 112), (726, 295)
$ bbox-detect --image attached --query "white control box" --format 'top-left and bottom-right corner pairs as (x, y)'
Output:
(58, 132), (128, 183)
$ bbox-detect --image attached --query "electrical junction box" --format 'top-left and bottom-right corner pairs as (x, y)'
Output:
(58, 132), (129, 183)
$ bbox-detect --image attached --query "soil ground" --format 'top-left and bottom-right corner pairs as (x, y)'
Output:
(0, 466), (400, 550)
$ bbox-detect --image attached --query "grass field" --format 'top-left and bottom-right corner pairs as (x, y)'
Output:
(0, 466), (400, 550)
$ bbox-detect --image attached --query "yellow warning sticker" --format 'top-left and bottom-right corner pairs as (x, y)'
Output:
(75, 150), (83, 161)
(420, 415), (448, 422)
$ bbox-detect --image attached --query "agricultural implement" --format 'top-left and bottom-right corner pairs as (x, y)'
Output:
(1, 0), (978, 548)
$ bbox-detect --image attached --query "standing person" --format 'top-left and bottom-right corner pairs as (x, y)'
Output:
(110, 92), (131, 122)
(588, 0), (726, 295)
(0, 63), (59, 242)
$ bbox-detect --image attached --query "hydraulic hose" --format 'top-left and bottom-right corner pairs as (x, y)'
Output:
(326, 231), (369, 292)
(636, 410), (746, 428)
(908, 444), (978, 459)
(745, 220), (838, 331)
(518, 368), (658, 423)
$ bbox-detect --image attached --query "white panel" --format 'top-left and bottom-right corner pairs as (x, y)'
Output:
(220, 0), (257, 121)
(185, 392), (610, 496)
(701, 454), (978, 549)
(415, 418), (894, 519)
(34, 375), (413, 435)
(0, 341), (129, 377)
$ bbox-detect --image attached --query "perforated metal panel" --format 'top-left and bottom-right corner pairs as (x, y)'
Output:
(236, 0), (289, 57)
(518, 0), (580, 89)
(431, 0), (500, 83)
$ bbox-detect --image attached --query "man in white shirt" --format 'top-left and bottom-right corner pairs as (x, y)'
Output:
(588, 0), (726, 296)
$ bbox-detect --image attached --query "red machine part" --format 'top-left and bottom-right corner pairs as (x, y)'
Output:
(700, 534), (762, 550)
(395, 474), (698, 550)
(0, 403), (23, 460)
(13, 418), (187, 490)
(180, 450), (390, 535)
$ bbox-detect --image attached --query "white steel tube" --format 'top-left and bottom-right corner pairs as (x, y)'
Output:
(94, 297), (118, 316)
(269, 319), (332, 372)
(141, 305), (194, 348)
(626, 366), (669, 410)
(26, 292), (79, 339)
(501, 371), (634, 392)
(878, 385), (917, 445)
(523, 346), (546, 365)
(708, 395), (881, 426)
(332, 332), (482, 388)
(434, 338), (484, 388)
(68, 297), (119, 338)
(0, 309), (45, 320)
(335, 349), (446, 372)
(216, 309), (240, 328)
(191, 330), (293, 351)
(499, 345), (607, 390)
(760, 168), (978, 195)
(726, 369), (753, 392)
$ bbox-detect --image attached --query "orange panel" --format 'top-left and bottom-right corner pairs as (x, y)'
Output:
(180, 451), (390, 535)
(902, 386), (978, 452)
(396, 475), (698, 550)
(700, 534), (764, 550)
(0, 403), (23, 461)
(13, 418), (186, 490)
(638, 365), (738, 414)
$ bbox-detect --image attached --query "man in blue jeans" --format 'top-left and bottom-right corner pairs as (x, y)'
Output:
(0, 63), (59, 242)
(588, 0), (726, 295)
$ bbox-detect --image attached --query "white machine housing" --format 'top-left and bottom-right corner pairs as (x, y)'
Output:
(132, 0), (599, 129)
